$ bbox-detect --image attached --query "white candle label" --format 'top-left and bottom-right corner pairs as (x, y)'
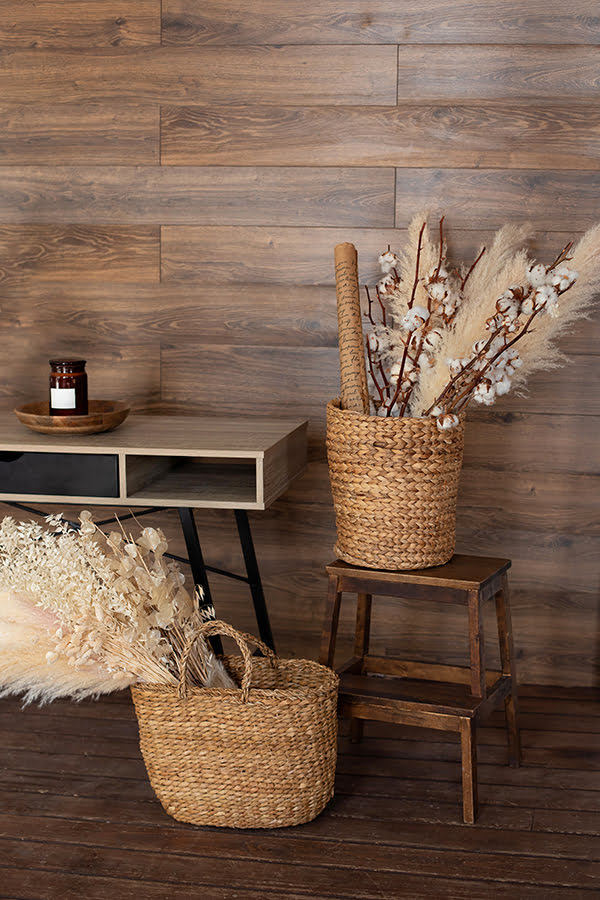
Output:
(50, 387), (76, 409)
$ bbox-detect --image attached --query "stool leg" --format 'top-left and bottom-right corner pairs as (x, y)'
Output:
(459, 717), (479, 824)
(467, 589), (486, 698)
(319, 574), (342, 668)
(495, 574), (521, 767)
(350, 592), (372, 743)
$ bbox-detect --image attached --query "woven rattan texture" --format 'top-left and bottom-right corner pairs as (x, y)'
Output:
(326, 399), (465, 570)
(131, 646), (339, 828)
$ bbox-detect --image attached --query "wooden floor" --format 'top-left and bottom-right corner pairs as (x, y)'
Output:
(0, 684), (598, 899)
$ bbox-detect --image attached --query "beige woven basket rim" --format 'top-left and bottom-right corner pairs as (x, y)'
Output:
(132, 682), (338, 700)
(132, 659), (339, 701)
(327, 397), (465, 427)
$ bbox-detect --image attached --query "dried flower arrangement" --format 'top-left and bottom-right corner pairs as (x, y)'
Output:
(364, 216), (600, 430)
(0, 512), (234, 704)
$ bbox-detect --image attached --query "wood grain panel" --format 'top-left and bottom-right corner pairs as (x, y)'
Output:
(464, 411), (600, 476)
(0, 341), (161, 410)
(160, 345), (598, 470)
(0, 226), (159, 284)
(162, 1), (600, 45)
(262, 458), (600, 538)
(160, 226), (579, 285)
(160, 101), (600, 169)
(491, 356), (600, 417)
(0, 104), (159, 165)
(457, 469), (600, 536)
(1, 283), (340, 348)
(395, 170), (600, 230)
(0, 47), (398, 105)
(0, 166), (395, 226)
(5, 280), (598, 355)
(397, 46), (600, 100)
(0, 1), (160, 48)
(160, 344), (340, 447)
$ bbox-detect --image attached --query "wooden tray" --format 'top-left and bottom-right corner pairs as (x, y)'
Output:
(14, 400), (130, 435)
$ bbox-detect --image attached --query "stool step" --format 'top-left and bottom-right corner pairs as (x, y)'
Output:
(338, 672), (512, 724)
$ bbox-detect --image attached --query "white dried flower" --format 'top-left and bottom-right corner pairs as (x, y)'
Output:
(423, 328), (443, 351)
(551, 264), (578, 291)
(378, 250), (400, 274)
(473, 381), (496, 405)
(377, 273), (396, 293)
(428, 282), (447, 302)
(366, 331), (380, 351)
(486, 312), (504, 332)
(447, 358), (464, 376)
(495, 374), (512, 396)
(401, 305), (430, 332)
(436, 413), (460, 431)
(534, 284), (559, 310)
(527, 264), (549, 288)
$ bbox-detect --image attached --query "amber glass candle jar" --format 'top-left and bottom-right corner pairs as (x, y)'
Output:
(49, 359), (88, 416)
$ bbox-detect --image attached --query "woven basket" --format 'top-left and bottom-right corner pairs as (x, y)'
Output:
(326, 398), (465, 570)
(131, 620), (339, 829)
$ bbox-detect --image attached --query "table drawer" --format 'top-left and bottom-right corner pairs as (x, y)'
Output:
(0, 452), (119, 498)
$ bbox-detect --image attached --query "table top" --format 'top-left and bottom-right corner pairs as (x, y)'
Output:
(0, 412), (307, 458)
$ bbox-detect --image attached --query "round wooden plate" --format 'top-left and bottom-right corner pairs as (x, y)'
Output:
(14, 400), (131, 435)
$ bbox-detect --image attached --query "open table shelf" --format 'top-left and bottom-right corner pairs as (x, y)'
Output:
(0, 413), (308, 509)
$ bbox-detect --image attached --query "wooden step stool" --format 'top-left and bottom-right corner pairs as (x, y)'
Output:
(319, 555), (521, 823)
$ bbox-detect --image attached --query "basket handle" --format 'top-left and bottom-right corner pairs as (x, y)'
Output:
(178, 619), (277, 702)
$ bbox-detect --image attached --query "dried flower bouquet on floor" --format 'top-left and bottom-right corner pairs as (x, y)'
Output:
(365, 216), (600, 429)
(0, 512), (234, 703)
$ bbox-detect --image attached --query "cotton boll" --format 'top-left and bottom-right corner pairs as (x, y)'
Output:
(401, 305), (430, 332)
(473, 381), (496, 405)
(495, 374), (512, 396)
(551, 264), (578, 291)
(366, 332), (380, 351)
(428, 265), (449, 280)
(377, 273), (396, 293)
(436, 413), (460, 431)
(443, 298), (458, 317)
(520, 296), (534, 315)
(447, 358), (463, 376)
(534, 285), (559, 313)
(527, 264), (548, 288)
(486, 313), (504, 332)
(428, 282), (448, 302)
(378, 250), (400, 274)
(423, 328), (443, 351)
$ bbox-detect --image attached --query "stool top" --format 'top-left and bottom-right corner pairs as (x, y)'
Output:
(326, 554), (510, 590)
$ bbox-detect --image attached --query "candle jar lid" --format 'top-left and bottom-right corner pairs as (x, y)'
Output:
(49, 359), (87, 371)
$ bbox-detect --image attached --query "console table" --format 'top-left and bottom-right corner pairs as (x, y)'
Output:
(0, 413), (308, 651)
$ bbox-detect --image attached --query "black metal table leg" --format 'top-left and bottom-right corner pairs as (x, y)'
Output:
(235, 509), (275, 651)
(178, 507), (223, 655)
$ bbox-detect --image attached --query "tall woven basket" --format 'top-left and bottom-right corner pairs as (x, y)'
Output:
(327, 398), (465, 570)
(131, 620), (339, 829)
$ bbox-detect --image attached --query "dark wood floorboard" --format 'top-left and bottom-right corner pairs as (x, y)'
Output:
(0, 686), (598, 899)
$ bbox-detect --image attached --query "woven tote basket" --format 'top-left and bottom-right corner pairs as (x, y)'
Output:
(326, 398), (465, 570)
(131, 620), (339, 829)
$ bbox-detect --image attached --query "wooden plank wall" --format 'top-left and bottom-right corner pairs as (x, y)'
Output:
(0, 1), (598, 684)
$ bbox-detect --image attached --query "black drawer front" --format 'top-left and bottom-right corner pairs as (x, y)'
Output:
(0, 452), (119, 498)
